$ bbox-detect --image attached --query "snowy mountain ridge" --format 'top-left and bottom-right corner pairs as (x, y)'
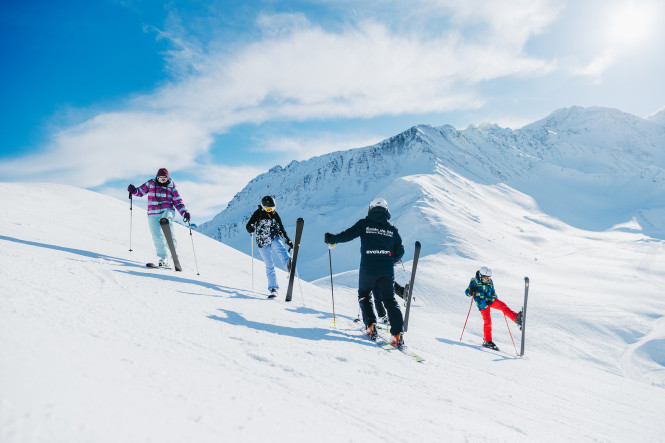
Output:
(199, 106), (665, 279)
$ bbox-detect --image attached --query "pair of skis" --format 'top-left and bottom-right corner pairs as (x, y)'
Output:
(146, 218), (182, 271)
(361, 327), (425, 362)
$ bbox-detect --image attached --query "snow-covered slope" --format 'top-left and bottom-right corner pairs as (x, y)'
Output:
(1, 183), (665, 442)
(199, 106), (665, 280)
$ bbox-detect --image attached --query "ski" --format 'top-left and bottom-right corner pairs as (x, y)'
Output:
(146, 262), (171, 270)
(465, 340), (519, 358)
(403, 241), (421, 332)
(375, 330), (425, 363)
(159, 218), (182, 272)
(520, 276), (530, 357)
(285, 217), (304, 302)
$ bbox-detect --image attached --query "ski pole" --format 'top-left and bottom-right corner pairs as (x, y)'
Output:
(128, 192), (133, 253)
(188, 221), (200, 276)
(504, 314), (518, 355)
(251, 233), (255, 293)
(460, 296), (474, 341)
(328, 244), (336, 327)
(353, 304), (361, 323)
(296, 268), (305, 306)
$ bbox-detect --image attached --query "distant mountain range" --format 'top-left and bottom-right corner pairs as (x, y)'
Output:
(198, 106), (665, 280)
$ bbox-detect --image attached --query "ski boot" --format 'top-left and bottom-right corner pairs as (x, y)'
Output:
(391, 332), (404, 348)
(158, 258), (170, 268)
(482, 340), (499, 351)
(268, 288), (278, 299)
(365, 323), (378, 341)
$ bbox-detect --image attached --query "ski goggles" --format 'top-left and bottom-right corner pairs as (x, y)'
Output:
(157, 176), (169, 183)
(263, 206), (275, 212)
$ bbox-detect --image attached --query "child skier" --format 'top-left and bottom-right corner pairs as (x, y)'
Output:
(127, 168), (190, 268)
(246, 196), (293, 298)
(324, 198), (406, 347)
(465, 267), (523, 350)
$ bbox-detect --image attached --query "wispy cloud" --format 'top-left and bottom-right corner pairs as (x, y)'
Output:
(251, 131), (385, 161)
(1, 1), (562, 218)
(572, 50), (617, 80)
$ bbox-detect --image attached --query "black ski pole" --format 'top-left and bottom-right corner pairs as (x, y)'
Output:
(328, 244), (336, 327)
(188, 221), (200, 276)
(128, 192), (133, 252)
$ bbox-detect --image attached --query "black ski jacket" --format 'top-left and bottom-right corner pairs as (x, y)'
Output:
(329, 206), (404, 277)
(246, 206), (291, 248)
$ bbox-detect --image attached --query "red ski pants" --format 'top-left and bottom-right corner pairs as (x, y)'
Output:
(480, 299), (517, 342)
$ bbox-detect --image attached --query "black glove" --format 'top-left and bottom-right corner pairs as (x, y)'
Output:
(247, 226), (255, 234)
(127, 184), (137, 194)
(183, 212), (191, 223)
(324, 232), (332, 244)
(287, 240), (294, 249)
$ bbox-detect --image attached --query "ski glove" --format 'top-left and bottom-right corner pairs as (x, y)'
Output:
(127, 184), (137, 194)
(324, 232), (332, 244)
(183, 212), (191, 223)
(286, 240), (294, 249)
(247, 226), (255, 234)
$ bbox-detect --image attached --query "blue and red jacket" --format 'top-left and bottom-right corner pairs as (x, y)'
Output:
(465, 275), (498, 310)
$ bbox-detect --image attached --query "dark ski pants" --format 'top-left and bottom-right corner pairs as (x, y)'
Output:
(372, 282), (406, 318)
(358, 274), (403, 336)
(372, 285), (387, 318)
(480, 299), (518, 342)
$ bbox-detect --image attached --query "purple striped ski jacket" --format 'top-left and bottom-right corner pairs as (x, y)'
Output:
(134, 179), (187, 217)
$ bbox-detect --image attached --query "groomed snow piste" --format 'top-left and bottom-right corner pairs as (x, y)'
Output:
(1, 182), (664, 442)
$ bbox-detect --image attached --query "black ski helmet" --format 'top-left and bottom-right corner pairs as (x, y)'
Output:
(261, 195), (276, 210)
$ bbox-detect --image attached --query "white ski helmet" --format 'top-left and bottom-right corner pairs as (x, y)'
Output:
(369, 198), (389, 212)
(478, 266), (492, 277)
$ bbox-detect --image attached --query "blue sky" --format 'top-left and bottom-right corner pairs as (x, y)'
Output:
(2, 0), (664, 223)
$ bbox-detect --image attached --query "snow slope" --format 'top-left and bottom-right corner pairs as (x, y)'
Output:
(1, 183), (664, 442)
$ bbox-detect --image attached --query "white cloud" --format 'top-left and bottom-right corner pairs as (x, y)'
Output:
(252, 131), (386, 161)
(573, 50), (617, 80)
(0, 112), (212, 188)
(5, 3), (562, 219)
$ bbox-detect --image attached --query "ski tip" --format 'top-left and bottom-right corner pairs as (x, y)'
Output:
(415, 240), (421, 247)
(524, 276), (529, 284)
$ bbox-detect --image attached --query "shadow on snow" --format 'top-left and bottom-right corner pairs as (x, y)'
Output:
(209, 309), (373, 346)
(436, 337), (518, 360)
(0, 234), (138, 267)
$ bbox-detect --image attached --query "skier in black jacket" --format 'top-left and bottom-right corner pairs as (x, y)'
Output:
(325, 198), (406, 347)
(246, 196), (293, 297)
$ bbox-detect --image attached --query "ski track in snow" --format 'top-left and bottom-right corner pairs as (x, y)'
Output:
(1, 183), (665, 442)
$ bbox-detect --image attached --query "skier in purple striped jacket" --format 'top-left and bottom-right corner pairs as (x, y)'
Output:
(128, 168), (191, 268)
